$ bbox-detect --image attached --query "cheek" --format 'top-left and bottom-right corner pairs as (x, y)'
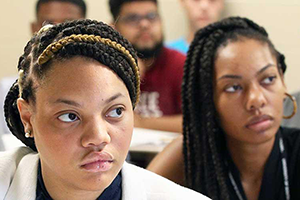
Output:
(215, 94), (243, 126)
(33, 117), (77, 159)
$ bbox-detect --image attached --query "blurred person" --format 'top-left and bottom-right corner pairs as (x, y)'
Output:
(0, 19), (209, 200)
(168, 0), (224, 54)
(109, 0), (186, 133)
(31, 0), (86, 34)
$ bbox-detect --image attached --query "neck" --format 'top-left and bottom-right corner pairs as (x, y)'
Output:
(186, 23), (199, 44)
(227, 136), (275, 182)
(42, 165), (103, 200)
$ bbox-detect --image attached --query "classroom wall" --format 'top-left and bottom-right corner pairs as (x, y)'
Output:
(1, 0), (300, 92)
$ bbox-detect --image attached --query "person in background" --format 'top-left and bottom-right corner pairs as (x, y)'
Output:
(31, 0), (86, 34)
(109, 0), (185, 133)
(168, 0), (224, 54)
(0, 19), (209, 200)
(0, 0), (86, 138)
(147, 17), (300, 199)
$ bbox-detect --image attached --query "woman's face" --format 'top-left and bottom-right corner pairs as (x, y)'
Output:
(19, 57), (134, 197)
(213, 39), (286, 145)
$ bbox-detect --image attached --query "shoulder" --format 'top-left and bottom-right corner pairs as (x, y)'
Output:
(122, 162), (210, 200)
(158, 47), (186, 72)
(0, 147), (38, 198)
(162, 47), (186, 60)
(280, 127), (300, 154)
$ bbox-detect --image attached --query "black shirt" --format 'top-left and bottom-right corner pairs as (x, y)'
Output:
(227, 127), (300, 200)
(36, 161), (122, 200)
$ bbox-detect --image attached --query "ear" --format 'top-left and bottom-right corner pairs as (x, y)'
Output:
(17, 98), (34, 136)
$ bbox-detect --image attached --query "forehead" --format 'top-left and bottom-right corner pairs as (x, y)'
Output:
(37, 1), (83, 23)
(214, 39), (276, 76)
(184, 0), (223, 4)
(119, 1), (158, 15)
(41, 57), (126, 93)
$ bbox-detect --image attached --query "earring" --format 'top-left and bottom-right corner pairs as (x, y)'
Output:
(283, 92), (297, 119)
(25, 130), (31, 138)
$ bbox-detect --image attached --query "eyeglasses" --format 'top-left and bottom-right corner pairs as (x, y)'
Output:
(118, 12), (160, 26)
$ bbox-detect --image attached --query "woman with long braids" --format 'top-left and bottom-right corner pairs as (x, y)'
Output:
(0, 19), (208, 199)
(147, 16), (300, 200)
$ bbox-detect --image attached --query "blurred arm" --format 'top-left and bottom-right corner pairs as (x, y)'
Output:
(147, 135), (185, 186)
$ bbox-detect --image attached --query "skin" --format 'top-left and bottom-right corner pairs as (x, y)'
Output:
(115, 1), (163, 54)
(148, 38), (286, 200)
(114, 1), (183, 133)
(17, 57), (134, 200)
(214, 39), (286, 200)
(31, 1), (84, 34)
(180, 0), (224, 43)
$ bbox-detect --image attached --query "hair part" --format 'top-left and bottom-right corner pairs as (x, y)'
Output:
(36, 0), (87, 18)
(182, 16), (287, 200)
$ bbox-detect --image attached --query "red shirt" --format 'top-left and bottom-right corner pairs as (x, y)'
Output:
(136, 47), (185, 117)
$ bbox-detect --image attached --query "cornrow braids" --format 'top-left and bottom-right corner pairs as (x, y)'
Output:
(182, 16), (287, 199)
(4, 19), (140, 152)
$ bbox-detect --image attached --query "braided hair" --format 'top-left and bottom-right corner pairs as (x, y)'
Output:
(182, 16), (286, 200)
(4, 19), (140, 152)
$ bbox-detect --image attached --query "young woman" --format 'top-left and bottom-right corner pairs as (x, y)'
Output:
(147, 17), (300, 200)
(0, 19), (208, 200)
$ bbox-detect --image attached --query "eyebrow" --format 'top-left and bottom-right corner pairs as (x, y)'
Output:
(53, 93), (125, 107)
(104, 93), (125, 104)
(217, 64), (275, 81)
(54, 99), (82, 107)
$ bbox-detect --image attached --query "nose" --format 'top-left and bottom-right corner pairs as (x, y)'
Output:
(81, 117), (111, 149)
(246, 84), (267, 111)
(139, 18), (151, 28)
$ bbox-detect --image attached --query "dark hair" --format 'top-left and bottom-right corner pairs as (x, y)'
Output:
(109, 0), (157, 20)
(4, 19), (140, 152)
(182, 16), (286, 200)
(36, 0), (87, 18)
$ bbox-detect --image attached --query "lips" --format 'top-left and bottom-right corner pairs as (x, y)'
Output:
(246, 115), (273, 132)
(80, 152), (114, 173)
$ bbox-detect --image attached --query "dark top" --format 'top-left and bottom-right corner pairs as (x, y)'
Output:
(36, 161), (122, 200)
(227, 127), (300, 200)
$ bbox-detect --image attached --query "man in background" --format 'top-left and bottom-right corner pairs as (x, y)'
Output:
(109, 0), (186, 133)
(31, 0), (86, 34)
(168, 0), (224, 54)
(0, 0), (86, 142)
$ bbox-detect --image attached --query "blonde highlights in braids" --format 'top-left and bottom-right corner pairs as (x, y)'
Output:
(38, 34), (140, 104)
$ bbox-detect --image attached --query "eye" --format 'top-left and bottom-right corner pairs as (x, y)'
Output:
(225, 84), (242, 93)
(58, 113), (79, 122)
(106, 107), (124, 118)
(261, 76), (277, 85)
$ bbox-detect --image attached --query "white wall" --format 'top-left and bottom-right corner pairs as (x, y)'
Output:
(0, 0), (300, 92)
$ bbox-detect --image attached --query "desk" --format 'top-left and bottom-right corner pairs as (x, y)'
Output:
(129, 128), (179, 167)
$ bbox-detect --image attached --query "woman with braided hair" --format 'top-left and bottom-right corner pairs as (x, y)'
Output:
(0, 19), (209, 199)
(147, 16), (300, 200)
